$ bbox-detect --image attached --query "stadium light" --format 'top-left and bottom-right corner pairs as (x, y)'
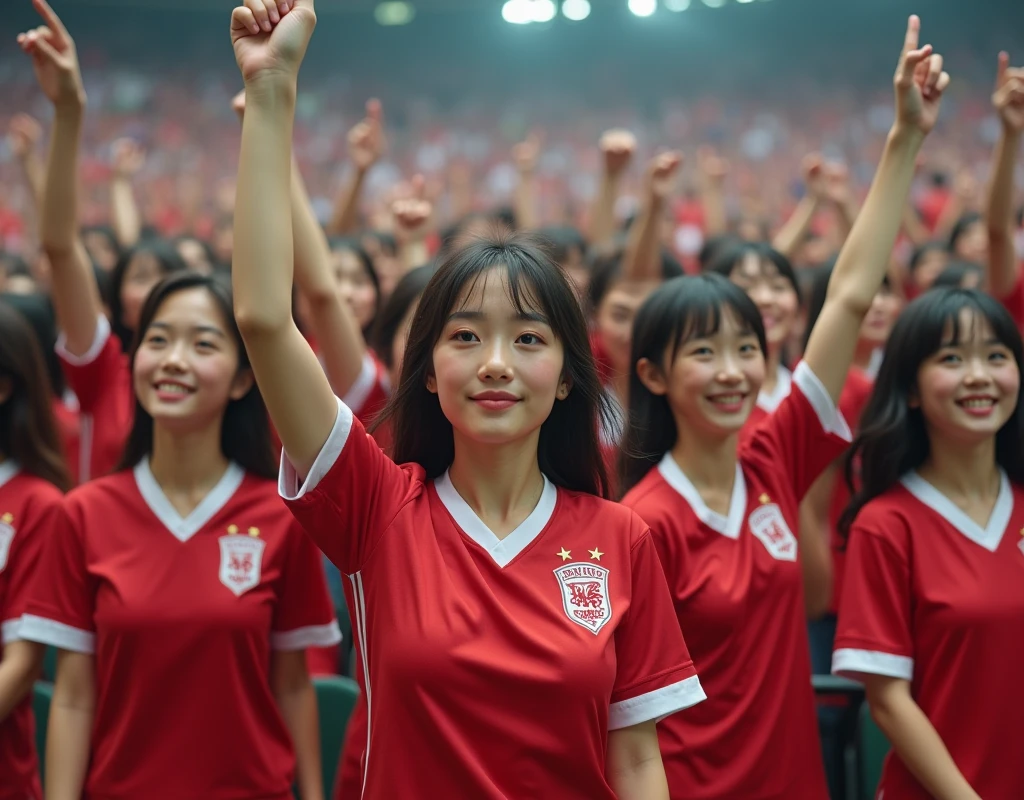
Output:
(736, 0), (756, 4)
(562, 0), (591, 21)
(502, 0), (533, 23)
(664, 0), (690, 9)
(628, 0), (657, 17)
(531, 0), (557, 22)
(374, 1), (415, 25)
(701, 0), (725, 7)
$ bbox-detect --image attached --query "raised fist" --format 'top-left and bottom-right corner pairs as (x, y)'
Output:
(993, 52), (1024, 133)
(646, 151), (683, 201)
(390, 175), (432, 241)
(512, 132), (543, 175)
(8, 114), (43, 160)
(112, 138), (146, 179)
(697, 146), (729, 184)
(599, 130), (636, 178)
(348, 99), (386, 171)
(231, 0), (316, 84)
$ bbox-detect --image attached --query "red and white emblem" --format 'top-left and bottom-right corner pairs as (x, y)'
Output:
(0, 519), (13, 573)
(554, 562), (612, 634)
(749, 504), (798, 561)
(218, 535), (266, 597)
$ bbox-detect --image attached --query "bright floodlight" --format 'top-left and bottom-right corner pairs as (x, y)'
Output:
(628, 0), (657, 17)
(701, 0), (725, 7)
(503, 0), (533, 23)
(374, 1), (415, 25)
(736, 0), (756, 4)
(665, 0), (690, 9)
(531, 0), (557, 22)
(562, 0), (591, 20)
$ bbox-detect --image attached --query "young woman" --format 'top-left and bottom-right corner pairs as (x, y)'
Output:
(230, 4), (704, 797)
(0, 300), (69, 800)
(618, 17), (949, 798)
(18, 270), (340, 800)
(832, 288), (1024, 800)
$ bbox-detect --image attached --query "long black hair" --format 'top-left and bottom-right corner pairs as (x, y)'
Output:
(0, 300), (71, 491)
(108, 239), (188, 351)
(839, 288), (1024, 534)
(328, 236), (382, 336)
(619, 273), (767, 496)
(370, 265), (434, 371)
(116, 273), (276, 479)
(706, 240), (802, 303)
(378, 228), (614, 497)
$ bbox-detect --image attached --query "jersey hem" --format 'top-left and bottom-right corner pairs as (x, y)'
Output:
(793, 362), (852, 442)
(832, 647), (913, 681)
(1, 617), (23, 644)
(278, 396), (353, 501)
(55, 314), (111, 366)
(18, 613), (96, 653)
(270, 620), (343, 650)
(609, 673), (706, 730)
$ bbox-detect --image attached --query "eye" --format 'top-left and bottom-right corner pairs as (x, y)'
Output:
(938, 352), (961, 364)
(989, 350), (1009, 362)
(517, 332), (544, 346)
(452, 330), (478, 343)
(145, 333), (167, 346)
(691, 346), (713, 357)
(196, 339), (217, 351)
(739, 342), (759, 354)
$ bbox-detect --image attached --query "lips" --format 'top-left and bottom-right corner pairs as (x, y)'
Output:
(154, 380), (195, 402)
(471, 390), (520, 411)
(956, 395), (997, 417)
(706, 392), (747, 413)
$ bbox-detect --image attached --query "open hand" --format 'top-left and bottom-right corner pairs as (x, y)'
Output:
(893, 15), (950, 136)
(16, 0), (86, 108)
(993, 52), (1024, 133)
(231, 0), (316, 84)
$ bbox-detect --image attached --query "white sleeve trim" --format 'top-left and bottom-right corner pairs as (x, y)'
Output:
(278, 396), (353, 501)
(271, 620), (343, 650)
(793, 361), (852, 442)
(341, 352), (378, 416)
(18, 614), (96, 654)
(1, 617), (23, 644)
(55, 314), (111, 366)
(832, 648), (913, 682)
(609, 674), (706, 730)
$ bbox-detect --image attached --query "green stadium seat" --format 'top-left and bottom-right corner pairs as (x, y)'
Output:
(33, 681), (53, 786)
(41, 646), (57, 682)
(315, 675), (360, 796)
(859, 701), (890, 800)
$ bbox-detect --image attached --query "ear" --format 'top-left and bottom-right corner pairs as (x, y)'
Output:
(0, 376), (12, 406)
(635, 357), (668, 397)
(229, 368), (255, 401)
(556, 375), (572, 401)
(425, 372), (437, 394)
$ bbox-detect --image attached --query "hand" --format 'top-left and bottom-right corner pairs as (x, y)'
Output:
(953, 166), (979, 203)
(8, 114), (43, 160)
(512, 131), (543, 175)
(802, 153), (826, 199)
(892, 15), (950, 137)
(16, 0), (86, 109)
(111, 138), (145, 179)
(390, 175), (432, 241)
(697, 146), (729, 184)
(599, 129), (636, 178)
(231, 0), (316, 85)
(348, 98), (385, 171)
(646, 151), (682, 201)
(231, 88), (247, 120)
(993, 52), (1024, 134)
(822, 161), (851, 206)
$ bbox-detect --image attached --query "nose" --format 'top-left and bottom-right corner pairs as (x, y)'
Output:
(160, 340), (190, 373)
(963, 355), (993, 387)
(748, 281), (774, 309)
(477, 338), (514, 383)
(715, 351), (744, 385)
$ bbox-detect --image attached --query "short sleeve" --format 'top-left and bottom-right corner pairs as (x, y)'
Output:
(343, 352), (390, 425)
(56, 315), (124, 413)
(279, 396), (420, 574)
(744, 362), (852, 501)
(997, 269), (1024, 330)
(832, 510), (914, 683)
(20, 500), (96, 653)
(270, 522), (343, 650)
(609, 530), (706, 730)
(0, 487), (62, 644)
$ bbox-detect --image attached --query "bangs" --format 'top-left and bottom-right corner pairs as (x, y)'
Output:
(929, 291), (1020, 353)
(451, 259), (548, 322)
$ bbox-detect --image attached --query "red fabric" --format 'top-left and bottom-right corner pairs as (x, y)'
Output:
(52, 397), (82, 486)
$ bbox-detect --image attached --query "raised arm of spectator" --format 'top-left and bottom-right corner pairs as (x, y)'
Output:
(822, 161), (859, 245)
(512, 131), (542, 231)
(933, 166), (978, 246)
(9, 114), (46, 218)
(622, 151), (681, 283)
(109, 138), (145, 249)
(587, 129), (635, 252)
(232, 0), (339, 475)
(392, 175), (433, 272)
(772, 153), (825, 260)
(17, 0), (103, 357)
(985, 52), (1024, 299)
(326, 99), (384, 236)
(697, 146), (729, 238)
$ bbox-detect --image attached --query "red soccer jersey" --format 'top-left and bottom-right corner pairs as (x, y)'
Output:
(282, 398), (705, 799)
(20, 462), (340, 800)
(342, 351), (391, 425)
(833, 473), (1024, 800)
(623, 362), (851, 799)
(56, 316), (134, 482)
(0, 463), (62, 800)
(996, 266), (1024, 330)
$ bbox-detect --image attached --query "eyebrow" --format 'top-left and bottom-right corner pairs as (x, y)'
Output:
(447, 310), (550, 325)
(149, 321), (227, 338)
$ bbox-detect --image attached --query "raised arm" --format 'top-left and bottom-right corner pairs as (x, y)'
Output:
(985, 53), (1024, 299)
(804, 15), (949, 404)
(772, 154), (826, 260)
(587, 129), (635, 252)
(391, 175), (433, 272)
(109, 138), (145, 250)
(622, 151), (681, 283)
(17, 0), (104, 357)
(326, 99), (385, 236)
(8, 114), (46, 218)
(696, 147), (729, 238)
(231, 0), (337, 476)
(511, 131), (542, 232)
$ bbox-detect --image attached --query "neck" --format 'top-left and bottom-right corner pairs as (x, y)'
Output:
(852, 340), (876, 371)
(670, 423), (739, 493)
(448, 430), (545, 536)
(148, 421), (231, 494)
(916, 433), (1000, 499)
(762, 348), (782, 394)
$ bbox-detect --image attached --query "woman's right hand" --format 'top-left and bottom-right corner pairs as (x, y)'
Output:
(16, 0), (86, 110)
(231, 0), (317, 86)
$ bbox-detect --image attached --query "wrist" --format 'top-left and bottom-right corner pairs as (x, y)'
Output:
(887, 125), (927, 152)
(243, 73), (298, 105)
(1000, 122), (1022, 142)
(54, 93), (86, 115)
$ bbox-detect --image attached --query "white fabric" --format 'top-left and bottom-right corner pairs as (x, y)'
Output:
(134, 459), (246, 543)
(793, 362), (852, 441)
(270, 620), (343, 650)
(0, 460), (19, 490)
(900, 470), (1011, 553)
(55, 314), (111, 366)
(755, 364), (792, 413)
(18, 614), (96, 654)
(608, 674), (707, 730)
(658, 453), (747, 539)
(1, 617), (23, 645)
(278, 397), (353, 501)
(341, 352), (379, 414)
(832, 648), (914, 682)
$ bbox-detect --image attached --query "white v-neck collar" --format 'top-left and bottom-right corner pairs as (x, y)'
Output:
(657, 452), (747, 539)
(434, 470), (558, 568)
(900, 469), (1012, 553)
(0, 461), (19, 490)
(757, 364), (792, 413)
(134, 459), (246, 543)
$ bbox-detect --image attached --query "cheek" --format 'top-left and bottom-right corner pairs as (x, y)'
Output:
(778, 291), (800, 321)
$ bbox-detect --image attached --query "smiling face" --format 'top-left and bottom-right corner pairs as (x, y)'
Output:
(332, 247), (378, 330)
(133, 287), (253, 433)
(594, 278), (662, 377)
(914, 309), (1020, 446)
(427, 267), (568, 448)
(727, 252), (799, 351)
(859, 283), (903, 348)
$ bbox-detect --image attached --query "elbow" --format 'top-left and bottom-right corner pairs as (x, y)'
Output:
(233, 305), (293, 338)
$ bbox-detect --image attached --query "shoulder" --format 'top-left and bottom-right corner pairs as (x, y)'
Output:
(558, 489), (651, 546)
(848, 484), (918, 545)
(66, 470), (136, 506)
(8, 473), (64, 506)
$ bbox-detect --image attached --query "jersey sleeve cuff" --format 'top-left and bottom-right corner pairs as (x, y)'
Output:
(18, 614), (96, 654)
(1, 617), (24, 645)
(271, 620), (343, 650)
(55, 314), (111, 366)
(341, 352), (378, 416)
(609, 674), (706, 730)
(793, 362), (852, 442)
(832, 647), (913, 682)
(278, 396), (353, 501)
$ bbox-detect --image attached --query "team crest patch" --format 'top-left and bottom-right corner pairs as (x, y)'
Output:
(749, 504), (798, 561)
(0, 519), (13, 573)
(218, 535), (266, 596)
(554, 563), (612, 634)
